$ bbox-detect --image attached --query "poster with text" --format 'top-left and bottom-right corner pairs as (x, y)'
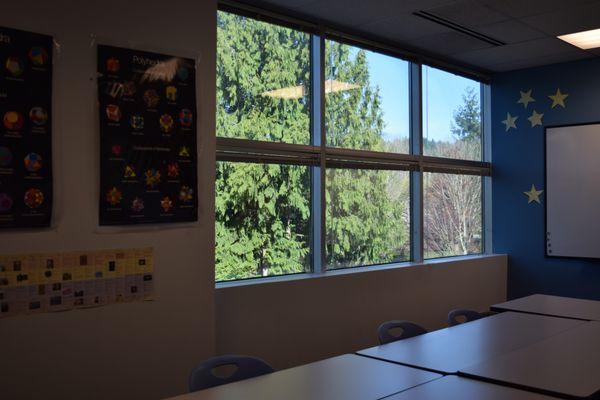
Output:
(0, 27), (53, 228)
(97, 45), (197, 225)
(0, 248), (154, 318)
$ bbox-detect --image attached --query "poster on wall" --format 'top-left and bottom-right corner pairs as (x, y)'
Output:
(0, 247), (154, 319)
(0, 27), (53, 228)
(97, 44), (197, 225)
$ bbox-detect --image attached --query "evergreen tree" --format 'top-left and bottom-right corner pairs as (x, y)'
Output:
(450, 86), (481, 142)
(215, 12), (409, 280)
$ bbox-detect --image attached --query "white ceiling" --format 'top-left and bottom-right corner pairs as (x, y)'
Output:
(248, 0), (600, 72)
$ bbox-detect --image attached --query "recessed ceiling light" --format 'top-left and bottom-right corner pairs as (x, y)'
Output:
(558, 28), (600, 49)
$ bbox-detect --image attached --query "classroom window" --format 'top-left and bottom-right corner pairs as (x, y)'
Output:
(326, 168), (410, 269)
(215, 8), (490, 283)
(325, 40), (410, 153)
(423, 173), (483, 259)
(422, 66), (482, 161)
(215, 162), (311, 281)
(217, 11), (310, 144)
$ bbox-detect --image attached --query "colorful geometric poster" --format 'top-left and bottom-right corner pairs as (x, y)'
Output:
(97, 45), (198, 225)
(0, 247), (154, 318)
(0, 27), (53, 228)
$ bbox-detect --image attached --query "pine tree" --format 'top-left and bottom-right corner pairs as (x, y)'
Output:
(215, 12), (409, 280)
(450, 86), (481, 142)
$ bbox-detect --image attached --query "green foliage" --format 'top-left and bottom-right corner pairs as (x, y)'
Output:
(216, 12), (310, 144)
(216, 12), (312, 281)
(215, 162), (310, 281)
(451, 86), (481, 142)
(326, 169), (409, 269)
(215, 12), (410, 280)
(324, 41), (409, 268)
(216, 11), (483, 277)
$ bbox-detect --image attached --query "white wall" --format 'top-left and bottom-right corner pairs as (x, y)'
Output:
(0, 3), (508, 399)
(216, 255), (507, 370)
(0, 1), (216, 399)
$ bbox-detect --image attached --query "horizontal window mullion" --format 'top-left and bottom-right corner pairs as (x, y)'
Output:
(218, 141), (491, 174)
(217, 137), (320, 155)
(421, 154), (491, 176)
(325, 146), (420, 162)
(422, 164), (491, 176)
(216, 151), (319, 167)
(420, 155), (489, 169)
(326, 160), (417, 171)
(217, 148), (319, 161)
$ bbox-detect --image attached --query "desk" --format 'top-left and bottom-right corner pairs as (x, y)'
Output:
(168, 354), (441, 400)
(491, 294), (600, 321)
(356, 312), (584, 374)
(460, 322), (600, 399)
(385, 376), (560, 399)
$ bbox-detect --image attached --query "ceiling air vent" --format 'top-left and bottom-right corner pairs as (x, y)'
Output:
(413, 10), (506, 46)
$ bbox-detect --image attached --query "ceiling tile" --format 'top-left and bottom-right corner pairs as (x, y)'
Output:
(292, 0), (412, 27)
(413, 31), (494, 55)
(424, 0), (510, 27)
(489, 50), (593, 71)
(476, 19), (546, 44)
(253, 0), (598, 73)
(258, 0), (318, 9)
(453, 37), (586, 67)
(480, 0), (600, 19)
(521, 2), (600, 36)
(358, 14), (452, 42)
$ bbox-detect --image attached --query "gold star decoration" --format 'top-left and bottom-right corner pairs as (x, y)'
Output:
(524, 184), (544, 204)
(517, 89), (535, 108)
(528, 110), (544, 127)
(549, 88), (568, 108)
(502, 112), (518, 132)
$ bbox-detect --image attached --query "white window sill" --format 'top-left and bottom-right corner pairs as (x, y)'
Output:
(215, 253), (504, 289)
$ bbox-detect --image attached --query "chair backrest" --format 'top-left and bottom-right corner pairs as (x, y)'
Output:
(377, 320), (428, 345)
(188, 355), (274, 392)
(447, 309), (483, 327)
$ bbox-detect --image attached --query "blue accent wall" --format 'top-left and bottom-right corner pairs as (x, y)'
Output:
(492, 58), (600, 301)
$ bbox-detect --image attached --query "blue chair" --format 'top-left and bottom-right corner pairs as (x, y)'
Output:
(447, 309), (483, 327)
(377, 320), (428, 345)
(189, 355), (274, 392)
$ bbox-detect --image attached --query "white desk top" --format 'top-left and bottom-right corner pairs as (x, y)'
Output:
(168, 354), (441, 400)
(460, 321), (600, 399)
(357, 312), (584, 374)
(385, 376), (561, 399)
(492, 294), (600, 321)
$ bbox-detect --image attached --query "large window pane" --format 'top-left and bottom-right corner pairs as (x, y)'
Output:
(423, 66), (481, 160)
(326, 168), (410, 269)
(215, 162), (311, 281)
(424, 173), (482, 259)
(217, 11), (310, 144)
(325, 40), (410, 153)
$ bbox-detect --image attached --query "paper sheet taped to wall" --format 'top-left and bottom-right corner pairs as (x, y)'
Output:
(0, 247), (154, 318)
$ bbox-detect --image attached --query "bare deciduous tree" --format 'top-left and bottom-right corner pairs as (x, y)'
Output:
(424, 131), (482, 257)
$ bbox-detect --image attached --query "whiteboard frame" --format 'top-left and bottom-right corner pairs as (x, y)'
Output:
(545, 121), (600, 260)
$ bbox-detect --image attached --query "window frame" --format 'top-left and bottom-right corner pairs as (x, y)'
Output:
(215, 4), (492, 282)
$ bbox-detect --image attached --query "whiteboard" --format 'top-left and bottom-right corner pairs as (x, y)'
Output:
(546, 123), (600, 258)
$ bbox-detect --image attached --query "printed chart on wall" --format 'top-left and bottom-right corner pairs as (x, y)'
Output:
(0, 248), (154, 318)
(0, 27), (53, 228)
(97, 44), (197, 225)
